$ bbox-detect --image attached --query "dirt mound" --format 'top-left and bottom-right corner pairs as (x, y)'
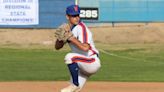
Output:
(0, 23), (164, 45)
(0, 81), (164, 92)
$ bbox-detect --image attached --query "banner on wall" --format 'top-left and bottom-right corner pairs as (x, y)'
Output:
(0, 0), (38, 25)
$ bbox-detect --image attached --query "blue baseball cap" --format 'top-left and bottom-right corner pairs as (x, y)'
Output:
(66, 5), (80, 15)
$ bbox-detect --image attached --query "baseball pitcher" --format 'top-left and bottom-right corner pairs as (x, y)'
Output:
(55, 4), (101, 92)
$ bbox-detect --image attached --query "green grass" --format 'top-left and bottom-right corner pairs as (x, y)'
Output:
(0, 48), (70, 81)
(93, 43), (164, 82)
(0, 44), (164, 82)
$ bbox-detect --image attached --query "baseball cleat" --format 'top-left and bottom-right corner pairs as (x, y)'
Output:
(61, 84), (80, 92)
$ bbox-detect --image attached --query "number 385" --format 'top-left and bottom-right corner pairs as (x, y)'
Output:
(80, 10), (98, 18)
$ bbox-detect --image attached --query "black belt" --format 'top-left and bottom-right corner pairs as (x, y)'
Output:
(96, 53), (99, 57)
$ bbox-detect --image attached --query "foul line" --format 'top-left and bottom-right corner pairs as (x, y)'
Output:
(99, 49), (147, 62)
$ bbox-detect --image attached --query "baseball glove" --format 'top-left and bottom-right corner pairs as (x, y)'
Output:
(55, 23), (73, 43)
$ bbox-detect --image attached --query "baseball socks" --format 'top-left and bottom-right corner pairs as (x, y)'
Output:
(67, 63), (79, 86)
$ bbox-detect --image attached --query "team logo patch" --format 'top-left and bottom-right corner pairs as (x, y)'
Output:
(74, 5), (78, 11)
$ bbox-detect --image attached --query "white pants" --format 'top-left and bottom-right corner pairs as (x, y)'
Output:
(65, 53), (101, 89)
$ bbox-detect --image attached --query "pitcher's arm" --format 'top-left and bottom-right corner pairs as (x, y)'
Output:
(68, 37), (90, 52)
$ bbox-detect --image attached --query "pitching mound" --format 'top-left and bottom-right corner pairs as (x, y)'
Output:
(0, 81), (164, 92)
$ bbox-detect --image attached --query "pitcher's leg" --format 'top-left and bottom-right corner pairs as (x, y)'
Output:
(78, 71), (89, 89)
(64, 53), (80, 86)
(67, 63), (79, 86)
(62, 53), (100, 92)
(78, 61), (101, 75)
(67, 69), (89, 92)
(61, 63), (80, 92)
(60, 53), (80, 92)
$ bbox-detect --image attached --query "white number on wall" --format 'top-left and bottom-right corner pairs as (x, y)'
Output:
(80, 8), (98, 20)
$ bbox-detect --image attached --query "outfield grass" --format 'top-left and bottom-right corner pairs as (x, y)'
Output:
(0, 47), (70, 81)
(0, 44), (164, 82)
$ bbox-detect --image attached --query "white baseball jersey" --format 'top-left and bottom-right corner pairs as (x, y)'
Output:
(68, 22), (99, 57)
(65, 21), (100, 71)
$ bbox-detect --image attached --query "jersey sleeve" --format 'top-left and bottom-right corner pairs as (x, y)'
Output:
(77, 23), (90, 44)
(71, 26), (78, 38)
(72, 22), (91, 44)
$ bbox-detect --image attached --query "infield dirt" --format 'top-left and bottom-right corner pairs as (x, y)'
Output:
(0, 23), (164, 45)
(0, 81), (164, 92)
